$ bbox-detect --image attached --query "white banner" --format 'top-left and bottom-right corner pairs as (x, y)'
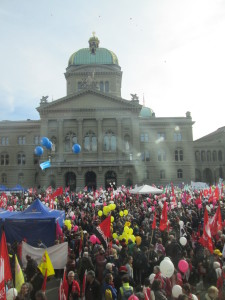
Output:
(22, 241), (68, 269)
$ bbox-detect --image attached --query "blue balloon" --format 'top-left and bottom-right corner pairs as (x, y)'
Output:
(34, 146), (44, 156)
(72, 143), (81, 154)
(41, 137), (49, 147)
(46, 140), (53, 150)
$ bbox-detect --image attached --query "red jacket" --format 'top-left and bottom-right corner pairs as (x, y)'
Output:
(64, 279), (80, 299)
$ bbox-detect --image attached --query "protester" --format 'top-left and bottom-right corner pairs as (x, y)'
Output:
(85, 270), (101, 300)
(63, 271), (80, 300)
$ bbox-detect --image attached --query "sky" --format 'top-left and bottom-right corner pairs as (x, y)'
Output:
(0, 0), (225, 140)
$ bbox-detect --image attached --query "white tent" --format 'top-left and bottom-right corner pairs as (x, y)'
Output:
(130, 184), (163, 195)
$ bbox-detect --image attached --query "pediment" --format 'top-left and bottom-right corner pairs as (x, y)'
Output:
(37, 90), (141, 113)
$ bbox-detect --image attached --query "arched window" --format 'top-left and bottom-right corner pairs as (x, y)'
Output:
(65, 132), (77, 152)
(201, 151), (206, 161)
(84, 130), (97, 152)
(103, 130), (116, 152)
(195, 151), (200, 162)
(213, 150), (217, 162)
(1, 173), (7, 184)
(17, 153), (26, 165)
(158, 150), (166, 161)
(218, 150), (223, 161)
(18, 173), (24, 185)
(175, 149), (183, 161)
(100, 81), (104, 92)
(160, 170), (165, 179)
(177, 169), (183, 179)
(51, 136), (57, 152)
(1, 153), (9, 165)
(124, 134), (130, 151)
(207, 151), (211, 162)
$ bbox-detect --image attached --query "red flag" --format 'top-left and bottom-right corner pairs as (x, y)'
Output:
(171, 183), (175, 196)
(46, 186), (52, 194)
(152, 212), (157, 230)
(99, 215), (111, 238)
(199, 209), (214, 253)
(0, 231), (12, 282)
(52, 187), (63, 198)
(214, 186), (220, 201)
(0, 256), (6, 300)
(59, 268), (66, 300)
(159, 202), (168, 231)
(41, 269), (47, 292)
(56, 221), (63, 240)
(82, 270), (87, 300)
(64, 195), (70, 204)
(210, 206), (223, 236)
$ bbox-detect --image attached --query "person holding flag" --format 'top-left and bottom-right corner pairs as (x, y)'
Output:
(63, 271), (80, 300)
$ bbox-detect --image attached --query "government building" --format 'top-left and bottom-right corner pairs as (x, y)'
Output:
(0, 35), (224, 191)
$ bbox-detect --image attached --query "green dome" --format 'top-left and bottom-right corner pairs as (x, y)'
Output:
(68, 48), (119, 66)
(139, 107), (155, 118)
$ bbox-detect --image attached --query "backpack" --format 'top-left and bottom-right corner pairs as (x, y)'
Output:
(120, 286), (133, 300)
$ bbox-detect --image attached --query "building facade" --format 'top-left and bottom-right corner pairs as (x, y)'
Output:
(0, 35), (207, 191)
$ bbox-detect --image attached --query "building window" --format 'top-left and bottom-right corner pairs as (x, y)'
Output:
(174, 132), (182, 141)
(124, 134), (130, 151)
(103, 130), (116, 152)
(17, 153), (26, 165)
(18, 136), (26, 145)
(175, 149), (183, 161)
(201, 151), (206, 161)
(1, 153), (9, 165)
(157, 132), (165, 140)
(51, 136), (57, 152)
(158, 150), (166, 161)
(141, 151), (150, 161)
(100, 81), (104, 92)
(84, 130), (97, 152)
(140, 133), (149, 142)
(195, 151), (200, 162)
(33, 154), (39, 165)
(1, 173), (7, 184)
(1, 137), (9, 146)
(177, 169), (183, 179)
(78, 82), (82, 91)
(65, 132), (77, 152)
(218, 150), (223, 161)
(105, 81), (109, 92)
(34, 136), (41, 145)
(18, 173), (24, 185)
(213, 150), (217, 162)
(160, 170), (165, 179)
(207, 151), (211, 161)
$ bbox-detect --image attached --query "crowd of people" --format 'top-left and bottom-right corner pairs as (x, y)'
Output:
(3, 182), (225, 300)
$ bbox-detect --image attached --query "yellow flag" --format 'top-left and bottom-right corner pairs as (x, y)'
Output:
(38, 250), (55, 277)
(15, 255), (25, 292)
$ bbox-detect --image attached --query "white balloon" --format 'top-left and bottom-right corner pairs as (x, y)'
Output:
(192, 295), (198, 300)
(164, 257), (171, 261)
(149, 273), (155, 284)
(6, 288), (18, 300)
(148, 208), (152, 212)
(180, 236), (187, 246)
(160, 258), (174, 278)
(172, 285), (182, 298)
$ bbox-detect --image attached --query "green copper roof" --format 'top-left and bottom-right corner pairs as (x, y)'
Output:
(68, 48), (119, 66)
(139, 107), (154, 118)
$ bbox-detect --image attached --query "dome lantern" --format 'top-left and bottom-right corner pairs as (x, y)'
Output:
(88, 32), (100, 54)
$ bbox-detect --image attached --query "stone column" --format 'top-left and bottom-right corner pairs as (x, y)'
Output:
(117, 118), (122, 160)
(78, 119), (83, 160)
(97, 118), (103, 160)
(58, 120), (64, 161)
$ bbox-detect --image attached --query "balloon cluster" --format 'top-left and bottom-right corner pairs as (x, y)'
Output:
(113, 222), (138, 245)
(34, 136), (53, 157)
(98, 203), (116, 217)
(119, 209), (128, 217)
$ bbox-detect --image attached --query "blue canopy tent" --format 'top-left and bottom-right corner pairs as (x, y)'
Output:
(4, 199), (65, 247)
(0, 185), (7, 191)
(0, 210), (18, 239)
(8, 184), (26, 193)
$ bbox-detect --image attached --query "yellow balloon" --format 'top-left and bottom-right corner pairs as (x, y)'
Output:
(98, 210), (103, 217)
(112, 204), (116, 210)
(112, 233), (118, 239)
(103, 206), (108, 215)
(128, 228), (133, 235)
(125, 221), (131, 227)
(119, 211), (124, 217)
(111, 216), (114, 222)
(135, 236), (142, 246)
(124, 209), (128, 216)
(124, 226), (129, 234)
(109, 204), (114, 210)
